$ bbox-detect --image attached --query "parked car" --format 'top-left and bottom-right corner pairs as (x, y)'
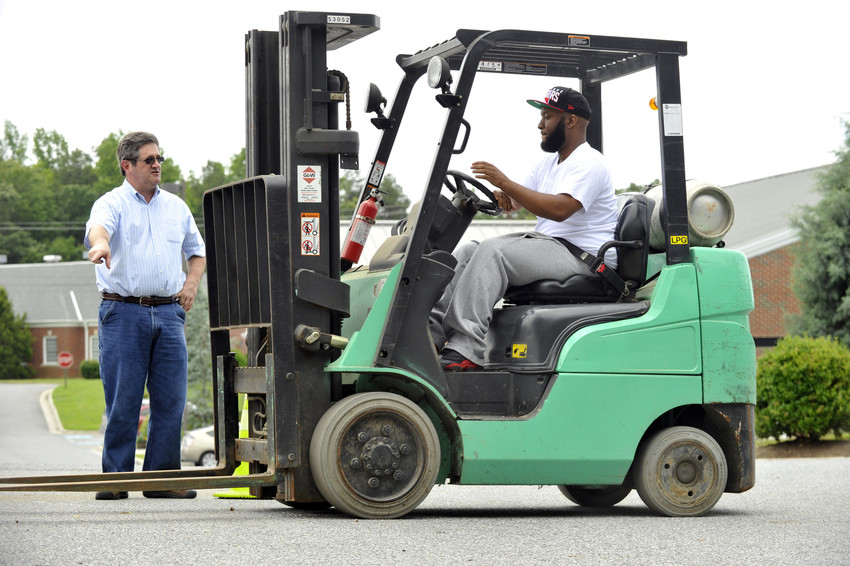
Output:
(181, 426), (216, 467)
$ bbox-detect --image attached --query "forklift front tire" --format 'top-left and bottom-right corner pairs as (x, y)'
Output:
(310, 392), (441, 519)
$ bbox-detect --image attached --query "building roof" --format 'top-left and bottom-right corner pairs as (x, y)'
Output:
(0, 261), (100, 325)
(719, 166), (826, 258)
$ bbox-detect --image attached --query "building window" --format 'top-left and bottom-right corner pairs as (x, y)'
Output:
(44, 335), (58, 364)
(89, 333), (99, 360)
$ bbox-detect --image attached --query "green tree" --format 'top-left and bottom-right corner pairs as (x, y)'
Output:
(184, 149), (248, 216)
(185, 282), (214, 430)
(160, 155), (182, 187)
(0, 231), (34, 265)
(187, 161), (227, 215)
(32, 128), (70, 170)
(0, 180), (21, 223)
(230, 148), (246, 179)
(92, 132), (122, 194)
(0, 287), (34, 379)
(0, 123), (244, 264)
(58, 149), (97, 186)
(789, 121), (850, 347)
(3, 129), (96, 262)
(0, 157), (61, 264)
(0, 158), (53, 222)
(0, 121), (28, 162)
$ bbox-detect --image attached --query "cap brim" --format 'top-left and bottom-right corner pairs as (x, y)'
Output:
(527, 99), (562, 112)
(526, 99), (557, 110)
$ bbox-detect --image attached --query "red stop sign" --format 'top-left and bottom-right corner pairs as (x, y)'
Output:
(57, 351), (74, 368)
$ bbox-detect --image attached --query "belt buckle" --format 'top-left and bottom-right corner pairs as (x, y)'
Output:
(138, 296), (150, 306)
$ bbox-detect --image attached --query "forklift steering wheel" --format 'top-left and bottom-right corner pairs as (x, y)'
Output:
(443, 170), (502, 216)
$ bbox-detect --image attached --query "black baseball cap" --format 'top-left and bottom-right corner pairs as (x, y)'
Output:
(527, 86), (592, 121)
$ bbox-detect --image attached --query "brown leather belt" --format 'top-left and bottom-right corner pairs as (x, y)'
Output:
(101, 293), (177, 306)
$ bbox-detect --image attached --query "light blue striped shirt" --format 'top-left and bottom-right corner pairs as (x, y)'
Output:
(85, 180), (206, 297)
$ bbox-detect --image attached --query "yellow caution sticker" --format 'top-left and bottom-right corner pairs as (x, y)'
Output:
(670, 235), (689, 245)
(512, 344), (528, 358)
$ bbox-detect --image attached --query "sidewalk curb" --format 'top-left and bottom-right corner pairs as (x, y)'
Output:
(39, 386), (66, 435)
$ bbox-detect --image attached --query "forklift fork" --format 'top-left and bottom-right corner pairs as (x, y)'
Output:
(0, 355), (279, 494)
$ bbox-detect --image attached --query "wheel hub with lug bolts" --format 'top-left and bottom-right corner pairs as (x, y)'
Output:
(357, 428), (407, 487)
(660, 442), (715, 502)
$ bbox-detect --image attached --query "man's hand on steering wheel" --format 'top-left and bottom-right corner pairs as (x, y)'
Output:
(470, 161), (522, 213)
(493, 190), (520, 213)
(443, 170), (503, 216)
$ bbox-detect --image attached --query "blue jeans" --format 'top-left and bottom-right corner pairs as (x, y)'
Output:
(98, 300), (188, 473)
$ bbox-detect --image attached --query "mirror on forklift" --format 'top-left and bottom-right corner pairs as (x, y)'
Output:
(366, 83), (392, 130)
(365, 83), (386, 115)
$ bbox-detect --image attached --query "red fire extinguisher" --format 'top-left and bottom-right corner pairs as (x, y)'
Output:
(341, 188), (383, 267)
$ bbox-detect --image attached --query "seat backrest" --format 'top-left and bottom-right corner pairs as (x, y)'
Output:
(613, 192), (654, 288)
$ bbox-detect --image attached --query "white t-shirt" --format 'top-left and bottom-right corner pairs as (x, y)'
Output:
(522, 142), (617, 266)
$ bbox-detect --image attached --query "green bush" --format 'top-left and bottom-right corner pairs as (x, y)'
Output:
(80, 359), (100, 380)
(756, 335), (850, 442)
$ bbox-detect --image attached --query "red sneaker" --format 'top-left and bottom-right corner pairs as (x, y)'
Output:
(440, 349), (482, 371)
(444, 359), (482, 371)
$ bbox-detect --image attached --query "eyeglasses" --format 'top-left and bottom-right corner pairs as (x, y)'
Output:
(126, 155), (165, 166)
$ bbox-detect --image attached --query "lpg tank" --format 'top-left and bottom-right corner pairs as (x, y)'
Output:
(645, 180), (735, 250)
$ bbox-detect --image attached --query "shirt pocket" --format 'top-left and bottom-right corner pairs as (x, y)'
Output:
(165, 217), (184, 244)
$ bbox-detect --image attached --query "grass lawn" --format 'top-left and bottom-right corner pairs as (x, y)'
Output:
(50, 378), (106, 430)
(1, 378), (105, 431)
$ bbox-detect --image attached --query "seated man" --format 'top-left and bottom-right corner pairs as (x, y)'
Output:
(430, 86), (617, 370)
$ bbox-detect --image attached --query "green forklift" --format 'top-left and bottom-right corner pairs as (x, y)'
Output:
(1, 12), (755, 519)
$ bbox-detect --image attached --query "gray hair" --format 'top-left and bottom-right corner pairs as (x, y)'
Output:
(116, 131), (159, 176)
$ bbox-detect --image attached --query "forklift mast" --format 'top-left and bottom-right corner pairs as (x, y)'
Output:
(203, 12), (380, 501)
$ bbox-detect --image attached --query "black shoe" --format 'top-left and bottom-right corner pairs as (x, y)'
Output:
(95, 491), (128, 500)
(440, 349), (482, 371)
(142, 490), (197, 499)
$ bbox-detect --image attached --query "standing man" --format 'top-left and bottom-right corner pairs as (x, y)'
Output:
(431, 87), (617, 370)
(85, 132), (205, 500)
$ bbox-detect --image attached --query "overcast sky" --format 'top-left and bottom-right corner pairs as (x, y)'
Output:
(1, 0), (846, 199)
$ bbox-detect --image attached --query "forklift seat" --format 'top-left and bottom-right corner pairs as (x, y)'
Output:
(503, 193), (654, 304)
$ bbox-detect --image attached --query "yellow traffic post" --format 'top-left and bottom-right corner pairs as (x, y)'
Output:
(213, 395), (254, 499)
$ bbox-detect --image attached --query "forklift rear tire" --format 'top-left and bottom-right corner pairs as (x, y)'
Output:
(558, 482), (632, 508)
(310, 392), (441, 519)
(633, 426), (728, 517)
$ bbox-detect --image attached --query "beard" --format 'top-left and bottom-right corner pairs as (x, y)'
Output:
(540, 116), (566, 153)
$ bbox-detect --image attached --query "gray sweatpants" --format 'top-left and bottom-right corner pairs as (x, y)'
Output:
(429, 232), (594, 365)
